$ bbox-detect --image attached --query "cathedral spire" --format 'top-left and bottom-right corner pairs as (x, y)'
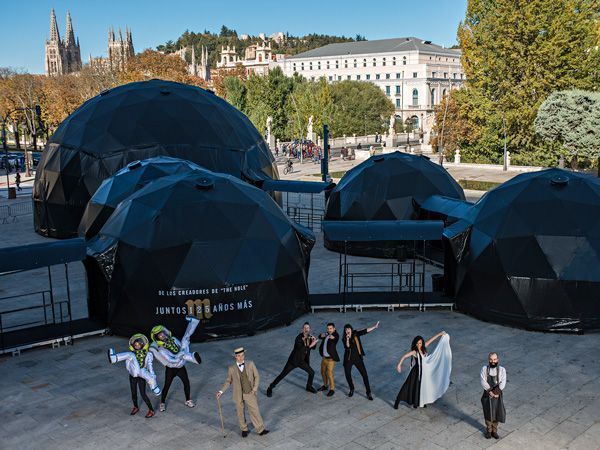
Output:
(118, 27), (123, 43)
(65, 11), (75, 46)
(191, 45), (196, 64)
(109, 26), (115, 43)
(49, 9), (60, 42)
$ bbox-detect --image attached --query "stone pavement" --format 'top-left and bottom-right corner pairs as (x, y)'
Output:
(1, 310), (599, 449)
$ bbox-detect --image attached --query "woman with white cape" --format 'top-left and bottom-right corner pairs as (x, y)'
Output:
(394, 331), (451, 409)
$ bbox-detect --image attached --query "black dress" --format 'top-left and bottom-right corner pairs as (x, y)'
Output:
(394, 352), (423, 408)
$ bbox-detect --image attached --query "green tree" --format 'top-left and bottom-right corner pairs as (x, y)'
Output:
(535, 89), (600, 171)
(223, 76), (246, 112)
(329, 81), (394, 137)
(455, 0), (600, 164)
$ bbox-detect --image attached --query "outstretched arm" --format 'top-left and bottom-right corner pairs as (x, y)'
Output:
(396, 350), (416, 373)
(425, 331), (446, 348)
(366, 321), (380, 333)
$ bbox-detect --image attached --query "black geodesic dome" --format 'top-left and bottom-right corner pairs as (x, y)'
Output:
(444, 168), (600, 332)
(324, 151), (465, 257)
(85, 170), (315, 339)
(33, 79), (279, 239)
(78, 156), (204, 240)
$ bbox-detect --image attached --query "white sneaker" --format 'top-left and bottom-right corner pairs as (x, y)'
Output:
(185, 315), (199, 325)
(107, 348), (117, 364)
(159, 403), (166, 412)
(152, 385), (161, 396)
(185, 400), (195, 408)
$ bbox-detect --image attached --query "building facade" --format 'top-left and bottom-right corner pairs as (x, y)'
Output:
(88, 27), (135, 72)
(280, 37), (464, 138)
(175, 46), (210, 81)
(45, 9), (82, 76)
(216, 42), (287, 76)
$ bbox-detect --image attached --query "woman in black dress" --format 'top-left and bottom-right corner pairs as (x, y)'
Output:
(394, 331), (446, 409)
(342, 321), (379, 400)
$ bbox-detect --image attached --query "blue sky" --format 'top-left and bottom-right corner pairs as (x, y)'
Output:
(0, 0), (467, 74)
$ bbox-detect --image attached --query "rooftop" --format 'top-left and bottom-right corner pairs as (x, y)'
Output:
(289, 37), (461, 60)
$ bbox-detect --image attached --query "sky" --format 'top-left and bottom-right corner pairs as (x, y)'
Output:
(0, 0), (468, 74)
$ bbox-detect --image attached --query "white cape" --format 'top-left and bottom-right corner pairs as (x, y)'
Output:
(419, 333), (452, 407)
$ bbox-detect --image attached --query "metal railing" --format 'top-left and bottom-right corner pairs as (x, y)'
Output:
(0, 201), (32, 224)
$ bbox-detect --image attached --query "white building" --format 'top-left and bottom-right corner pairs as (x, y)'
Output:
(217, 42), (287, 76)
(280, 37), (465, 138)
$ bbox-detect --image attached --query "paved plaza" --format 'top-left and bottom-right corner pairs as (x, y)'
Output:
(1, 310), (600, 449)
(1, 157), (599, 449)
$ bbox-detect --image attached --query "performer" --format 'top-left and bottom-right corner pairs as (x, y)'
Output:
(394, 331), (451, 409)
(107, 333), (159, 418)
(150, 316), (202, 412)
(266, 322), (318, 397)
(216, 347), (269, 438)
(317, 322), (340, 397)
(342, 321), (379, 400)
(481, 352), (506, 439)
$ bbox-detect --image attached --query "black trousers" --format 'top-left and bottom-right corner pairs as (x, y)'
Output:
(271, 360), (315, 389)
(161, 366), (191, 403)
(129, 375), (153, 410)
(343, 357), (371, 394)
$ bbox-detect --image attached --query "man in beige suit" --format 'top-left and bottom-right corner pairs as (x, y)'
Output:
(216, 347), (269, 438)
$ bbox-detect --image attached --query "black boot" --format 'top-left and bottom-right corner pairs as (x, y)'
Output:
(348, 389), (354, 397)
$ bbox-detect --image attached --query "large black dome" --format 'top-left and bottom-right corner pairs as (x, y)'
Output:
(85, 170), (314, 339)
(445, 168), (600, 332)
(324, 151), (464, 257)
(33, 79), (278, 238)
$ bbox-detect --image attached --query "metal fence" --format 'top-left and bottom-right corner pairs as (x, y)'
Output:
(0, 201), (32, 224)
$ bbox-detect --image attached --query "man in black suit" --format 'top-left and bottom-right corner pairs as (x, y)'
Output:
(266, 322), (318, 397)
(318, 322), (340, 397)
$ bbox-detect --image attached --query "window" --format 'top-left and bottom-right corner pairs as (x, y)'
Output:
(453, 73), (457, 79)
(366, 74), (371, 80)
(301, 63), (304, 71)
(328, 76), (333, 81)
(347, 75), (351, 80)
(344, 60), (348, 68)
(356, 74), (361, 80)
(317, 62), (321, 70)
(396, 73), (401, 79)
(403, 56), (407, 65)
(392, 57), (396, 66)
(336, 60), (339, 69)
(327, 61), (330, 69)
(293, 63), (297, 71)
(338, 75), (342, 81)
(373, 58), (377, 67)
(309, 62), (313, 70)
(412, 89), (418, 106)
(413, 72), (418, 78)
(386, 73), (390, 79)
(461, 73), (464, 79)
(443, 72), (448, 78)
(311, 76), (315, 81)
(442, 89), (447, 97)
(395, 85), (401, 94)
(376, 74), (380, 80)
(363, 58), (367, 67)
(430, 89), (435, 105)
(396, 99), (401, 107)
(432, 71), (436, 78)
(383, 57), (386, 66)
(385, 85), (391, 96)
(353, 59), (357, 68)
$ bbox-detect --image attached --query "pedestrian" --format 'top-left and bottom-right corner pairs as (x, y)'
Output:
(342, 321), (379, 400)
(15, 172), (22, 191)
(317, 322), (339, 397)
(394, 331), (451, 409)
(481, 352), (506, 439)
(216, 347), (269, 438)
(108, 334), (160, 418)
(150, 316), (202, 412)
(267, 322), (318, 397)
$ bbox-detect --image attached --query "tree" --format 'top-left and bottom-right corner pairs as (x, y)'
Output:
(223, 76), (246, 112)
(329, 81), (394, 137)
(535, 89), (600, 172)
(120, 49), (206, 87)
(455, 0), (600, 164)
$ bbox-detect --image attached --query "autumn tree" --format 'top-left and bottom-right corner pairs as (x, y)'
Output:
(120, 49), (207, 87)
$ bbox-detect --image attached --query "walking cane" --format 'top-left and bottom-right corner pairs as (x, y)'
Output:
(217, 396), (226, 438)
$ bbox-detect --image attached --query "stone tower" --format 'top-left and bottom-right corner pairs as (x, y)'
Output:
(178, 45), (210, 81)
(108, 26), (135, 71)
(45, 9), (81, 76)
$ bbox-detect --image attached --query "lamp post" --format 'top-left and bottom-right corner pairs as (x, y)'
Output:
(502, 115), (507, 171)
